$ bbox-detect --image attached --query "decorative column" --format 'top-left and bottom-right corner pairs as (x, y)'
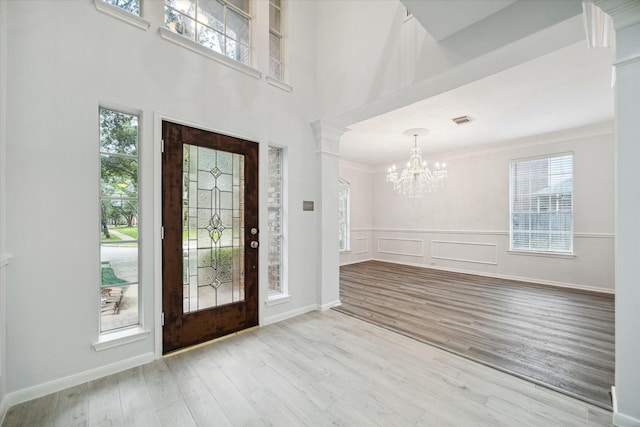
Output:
(311, 119), (347, 310)
(594, 2), (640, 426)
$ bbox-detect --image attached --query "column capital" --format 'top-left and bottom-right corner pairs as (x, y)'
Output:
(311, 119), (348, 157)
(594, 0), (640, 30)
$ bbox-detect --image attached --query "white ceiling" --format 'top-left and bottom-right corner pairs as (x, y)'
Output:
(405, 0), (518, 41)
(339, 40), (614, 167)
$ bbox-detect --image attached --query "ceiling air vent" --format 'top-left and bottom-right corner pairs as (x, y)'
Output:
(452, 115), (472, 125)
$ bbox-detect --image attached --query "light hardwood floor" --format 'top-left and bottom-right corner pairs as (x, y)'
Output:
(2, 310), (612, 426)
(337, 261), (615, 410)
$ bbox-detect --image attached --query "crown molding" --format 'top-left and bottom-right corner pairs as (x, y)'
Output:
(339, 159), (375, 174)
(594, 0), (640, 30)
(369, 121), (614, 173)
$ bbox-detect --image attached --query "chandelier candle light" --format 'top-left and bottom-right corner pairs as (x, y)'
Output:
(386, 128), (447, 198)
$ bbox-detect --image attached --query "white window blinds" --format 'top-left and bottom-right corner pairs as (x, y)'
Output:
(510, 154), (573, 253)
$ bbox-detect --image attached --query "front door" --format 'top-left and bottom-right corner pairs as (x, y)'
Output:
(162, 121), (259, 354)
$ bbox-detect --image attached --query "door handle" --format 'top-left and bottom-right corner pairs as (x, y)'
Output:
(250, 241), (259, 249)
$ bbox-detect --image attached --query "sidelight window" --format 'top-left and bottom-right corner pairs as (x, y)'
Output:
(338, 178), (350, 252)
(510, 154), (573, 254)
(267, 146), (286, 296)
(99, 108), (140, 333)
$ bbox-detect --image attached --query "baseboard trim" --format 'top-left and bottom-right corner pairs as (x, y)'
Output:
(369, 258), (614, 295)
(319, 300), (341, 311)
(262, 299), (341, 326)
(1, 352), (155, 412)
(262, 304), (317, 326)
(612, 386), (640, 427)
(340, 258), (374, 266)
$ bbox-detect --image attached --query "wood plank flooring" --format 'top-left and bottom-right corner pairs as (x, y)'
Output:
(335, 260), (615, 410)
(2, 310), (612, 426)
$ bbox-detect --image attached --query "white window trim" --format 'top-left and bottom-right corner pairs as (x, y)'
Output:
(266, 76), (292, 92)
(98, 104), (143, 338)
(94, 0), (150, 31)
(507, 250), (576, 259)
(266, 145), (288, 300)
(265, 294), (291, 306)
(508, 152), (574, 255)
(93, 326), (150, 351)
(158, 27), (262, 80)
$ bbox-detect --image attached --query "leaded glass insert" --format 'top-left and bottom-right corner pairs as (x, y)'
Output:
(183, 144), (245, 313)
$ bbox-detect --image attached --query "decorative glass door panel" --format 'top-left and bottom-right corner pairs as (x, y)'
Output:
(182, 144), (245, 312)
(162, 121), (258, 354)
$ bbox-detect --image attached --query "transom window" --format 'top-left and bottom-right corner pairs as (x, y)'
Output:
(99, 108), (140, 333)
(509, 154), (573, 254)
(338, 178), (350, 252)
(268, 0), (283, 79)
(103, 0), (140, 15)
(164, 0), (251, 65)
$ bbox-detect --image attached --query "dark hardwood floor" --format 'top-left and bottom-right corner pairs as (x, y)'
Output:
(335, 260), (615, 410)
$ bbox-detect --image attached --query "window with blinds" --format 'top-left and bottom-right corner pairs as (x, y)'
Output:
(509, 154), (573, 253)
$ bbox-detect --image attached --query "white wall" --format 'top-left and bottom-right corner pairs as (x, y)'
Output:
(0, 0), (8, 412)
(346, 124), (615, 292)
(315, 0), (586, 126)
(612, 16), (640, 426)
(339, 160), (374, 265)
(3, 0), (320, 398)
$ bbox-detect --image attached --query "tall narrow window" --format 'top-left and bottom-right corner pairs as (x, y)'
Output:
(164, 0), (251, 65)
(268, 0), (283, 79)
(103, 0), (140, 15)
(99, 108), (140, 333)
(268, 147), (285, 295)
(338, 178), (350, 252)
(510, 154), (573, 253)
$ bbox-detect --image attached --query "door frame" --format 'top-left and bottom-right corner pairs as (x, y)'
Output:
(153, 113), (265, 358)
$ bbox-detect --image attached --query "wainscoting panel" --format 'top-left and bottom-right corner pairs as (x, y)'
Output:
(431, 240), (498, 265)
(377, 237), (423, 257)
(354, 237), (368, 254)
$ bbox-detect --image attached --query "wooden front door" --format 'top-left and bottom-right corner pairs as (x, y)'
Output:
(162, 121), (259, 354)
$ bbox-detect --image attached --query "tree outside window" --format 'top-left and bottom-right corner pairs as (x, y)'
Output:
(99, 108), (140, 333)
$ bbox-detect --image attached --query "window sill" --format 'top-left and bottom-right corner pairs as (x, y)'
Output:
(265, 294), (291, 306)
(266, 76), (293, 93)
(508, 250), (576, 260)
(158, 27), (262, 80)
(94, 0), (150, 31)
(93, 326), (150, 352)
(340, 250), (352, 254)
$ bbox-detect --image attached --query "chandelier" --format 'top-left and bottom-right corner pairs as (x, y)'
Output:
(385, 128), (447, 198)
